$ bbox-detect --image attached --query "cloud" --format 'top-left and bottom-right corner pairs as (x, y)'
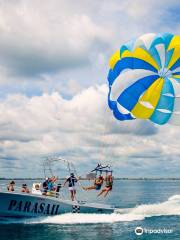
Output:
(0, 84), (179, 177)
(0, 0), (110, 77)
(0, 0), (180, 177)
(0, 0), (179, 98)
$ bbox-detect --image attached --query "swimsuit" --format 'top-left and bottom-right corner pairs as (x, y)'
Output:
(95, 184), (102, 190)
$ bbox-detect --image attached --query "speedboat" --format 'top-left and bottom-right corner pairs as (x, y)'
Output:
(0, 190), (115, 218)
(0, 157), (115, 218)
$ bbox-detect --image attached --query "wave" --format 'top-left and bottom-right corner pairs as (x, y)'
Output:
(2, 195), (180, 224)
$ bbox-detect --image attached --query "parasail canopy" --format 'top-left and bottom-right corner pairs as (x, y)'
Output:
(108, 33), (180, 125)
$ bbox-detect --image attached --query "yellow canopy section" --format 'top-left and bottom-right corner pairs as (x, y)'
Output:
(168, 36), (180, 50)
(109, 50), (120, 69)
(121, 47), (159, 70)
(167, 36), (180, 69)
(131, 78), (164, 119)
(167, 45), (180, 70)
(173, 75), (180, 78)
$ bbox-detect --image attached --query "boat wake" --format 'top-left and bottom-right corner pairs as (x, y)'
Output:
(2, 195), (180, 224)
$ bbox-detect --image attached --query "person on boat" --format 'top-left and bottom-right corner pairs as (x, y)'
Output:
(47, 178), (52, 190)
(21, 184), (30, 193)
(7, 180), (15, 192)
(32, 183), (42, 195)
(63, 173), (78, 201)
(51, 176), (58, 190)
(47, 177), (57, 191)
(46, 176), (58, 197)
(83, 175), (104, 191)
(42, 177), (49, 195)
(97, 174), (113, 197)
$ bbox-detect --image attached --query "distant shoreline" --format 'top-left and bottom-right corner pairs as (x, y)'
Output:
(1, 177), (180, 181)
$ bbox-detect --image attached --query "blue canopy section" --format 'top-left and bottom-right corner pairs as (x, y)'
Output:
(148, 46), (162, 69)
(150, 77), (174, 125)
(165, 49), (174, 68)
(108, 90), (134, 120)
(108, 57), (158, 86)
(170, 58), (180, 71)
(113, 103), (134, 120)
(151, 33), (173, 50)
(117, 75), (159, 111)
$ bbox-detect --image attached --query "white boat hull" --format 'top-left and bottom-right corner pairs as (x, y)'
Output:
(0, 192), (114, 217)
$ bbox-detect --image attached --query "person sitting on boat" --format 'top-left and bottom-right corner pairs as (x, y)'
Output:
(21, 183), (30, 193)
(97, 174), (113, 197)
(47, 178), (52, 190)
(46, 177), (58, 197)
(63, 173), (78, 201)
(47, 177), (57, 191)
(7, 180), (15, 192)
(32, 183), (42, 195)
(51, 176), (58, 191)
(83, 175), (104, 191)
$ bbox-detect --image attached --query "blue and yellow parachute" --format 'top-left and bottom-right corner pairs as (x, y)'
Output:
(108, 33), (180, 125)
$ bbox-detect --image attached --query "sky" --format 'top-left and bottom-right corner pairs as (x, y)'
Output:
(0, 0), (180, 178)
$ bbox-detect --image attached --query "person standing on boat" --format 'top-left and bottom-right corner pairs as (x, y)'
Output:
(63, 173), (78, 201)
(42, 177), (49, 195)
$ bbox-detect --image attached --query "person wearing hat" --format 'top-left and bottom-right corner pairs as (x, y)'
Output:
(7, 180), (15, 192)
(63, 173), (78, 201)
(21, 183), (30, 193)
(42, 177), (49, 195)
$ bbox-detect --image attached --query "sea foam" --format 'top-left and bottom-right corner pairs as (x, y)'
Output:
(26, 194), (180, 224)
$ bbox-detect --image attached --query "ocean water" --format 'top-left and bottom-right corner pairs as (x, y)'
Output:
(1, 179), (180, 240)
